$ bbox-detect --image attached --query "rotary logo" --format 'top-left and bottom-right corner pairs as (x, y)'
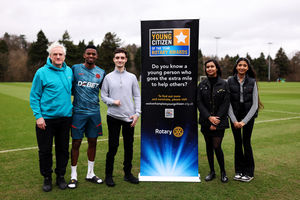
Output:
(173, 126), (184, 137)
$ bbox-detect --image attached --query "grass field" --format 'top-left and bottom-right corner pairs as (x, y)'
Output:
(0, 82), (299, 200)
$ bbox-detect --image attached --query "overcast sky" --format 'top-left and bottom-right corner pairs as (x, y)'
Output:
(1, 0), (299, 58)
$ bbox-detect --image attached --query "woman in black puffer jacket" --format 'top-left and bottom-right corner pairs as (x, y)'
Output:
(197, 59), (230, 183)
(228, 57), (263, 183)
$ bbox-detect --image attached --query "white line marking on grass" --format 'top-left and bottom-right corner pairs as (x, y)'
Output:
(0, 146), (39, 153)
(263, 109), (300, 115)
(0, 136), (140, 154)
(255, 116), (300, 124)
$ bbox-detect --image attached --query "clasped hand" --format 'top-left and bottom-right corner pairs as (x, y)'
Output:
(233, 121), (245, 129)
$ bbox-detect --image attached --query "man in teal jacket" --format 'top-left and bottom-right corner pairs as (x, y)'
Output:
(30, 42), (73, 192)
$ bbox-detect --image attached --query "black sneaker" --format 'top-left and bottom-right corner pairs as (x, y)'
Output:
(124, 174), (139, 184)
(221, 172), (229, 183)
(105, 176), (115, 187)
(56, 176), (67, 190)
(205, 172), (216, 181)
(43, 177), (52, 192)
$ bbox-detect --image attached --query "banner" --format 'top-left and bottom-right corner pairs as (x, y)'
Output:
(139, 19), (200, 182)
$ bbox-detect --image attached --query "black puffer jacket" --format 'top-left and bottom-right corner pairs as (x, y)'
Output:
(227, 74), (258, 119)
(197, 76), (230, 130)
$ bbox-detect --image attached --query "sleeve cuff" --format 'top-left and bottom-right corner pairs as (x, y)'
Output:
(35, 114), (42, 120)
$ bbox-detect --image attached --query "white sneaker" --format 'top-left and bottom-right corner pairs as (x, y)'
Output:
(240, 175), (254, 182)
(68, 179), (78, 189)
(233, 173), (243, 181)
(86, 175), (103, 184)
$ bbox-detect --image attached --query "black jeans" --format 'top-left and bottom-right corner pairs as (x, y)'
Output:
(105, 115), (134, 177)
(36, 117), (71, 178)
(231, 105), (255, 177)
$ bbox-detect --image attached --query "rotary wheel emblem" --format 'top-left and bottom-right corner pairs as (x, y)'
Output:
(173, 126), (184, 137)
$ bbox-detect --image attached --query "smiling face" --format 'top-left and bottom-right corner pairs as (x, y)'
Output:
(84, 48), (98, 65)
(113, 52), (127, 69)
(236, 60), (249, 76)
(49, 47), (65, 68)
(205, 61), (218, 77)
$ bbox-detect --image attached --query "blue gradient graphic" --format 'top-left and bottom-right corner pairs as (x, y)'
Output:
(140, 124), (198, 177)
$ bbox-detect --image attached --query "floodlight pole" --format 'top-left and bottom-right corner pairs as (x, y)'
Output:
(267, 42), (272, 82)
(214, 36), (221, 60)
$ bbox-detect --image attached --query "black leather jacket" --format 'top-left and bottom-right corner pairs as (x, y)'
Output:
(197, 76), (230, 130)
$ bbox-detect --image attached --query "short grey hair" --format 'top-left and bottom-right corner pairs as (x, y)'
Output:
(47, 41), (67, 55)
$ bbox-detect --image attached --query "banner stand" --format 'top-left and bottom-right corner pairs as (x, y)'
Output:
(140, 19), (200, 182)
(139, 174), (201, 182)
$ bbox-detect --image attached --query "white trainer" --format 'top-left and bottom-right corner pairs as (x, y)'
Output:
(233, 173), (243, 181)
(240, 175), (254, 182)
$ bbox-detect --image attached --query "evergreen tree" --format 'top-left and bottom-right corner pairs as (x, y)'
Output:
(88, 40), (95, 46)
(61, 30), (71, 41)
(0, 39), (9, 53)
(231, 54), (240, 65)
(245, 53), (252, 60)
(0, 40), (9, 81)
(134, 47), (141, 77)
(274, 47), (290, 78)
(59, 30), (78, 66)
(97, 32), (121, 72)
(124, 44), (139, 75)
(198, 49), (204, 78)
(246, 53), (253, 67)
(27, 30), (49, 79)
(252, 53), (268, 81)
(3, 32), (10, 42)
(77, 40), (86, 64)
(219, 54), (239, 78)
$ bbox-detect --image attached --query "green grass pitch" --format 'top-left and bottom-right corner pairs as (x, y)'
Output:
(0, 82), (299, 200)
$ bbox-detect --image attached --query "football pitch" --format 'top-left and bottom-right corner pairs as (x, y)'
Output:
(0, 82), (299, 200)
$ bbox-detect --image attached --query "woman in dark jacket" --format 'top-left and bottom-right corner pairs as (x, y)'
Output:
(197, 59), (230, 183)
(228, 57), (263, 182)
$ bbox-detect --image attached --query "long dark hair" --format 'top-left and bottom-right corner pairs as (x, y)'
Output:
(234, 57), (264, 110)
(204, 59), (222, 77)
(233, 57), (256, 78)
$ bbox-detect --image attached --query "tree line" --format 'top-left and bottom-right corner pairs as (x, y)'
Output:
(0, 30), (300, 82)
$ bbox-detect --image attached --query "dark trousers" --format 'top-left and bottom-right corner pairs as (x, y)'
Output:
(105, 115), (134, 177)
(231, 105), (255, 176)
(36, 117), (71, 178)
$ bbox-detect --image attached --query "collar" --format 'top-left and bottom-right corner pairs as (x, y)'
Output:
(237, 74), (248, 84)
(114, 66), (126, 73)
